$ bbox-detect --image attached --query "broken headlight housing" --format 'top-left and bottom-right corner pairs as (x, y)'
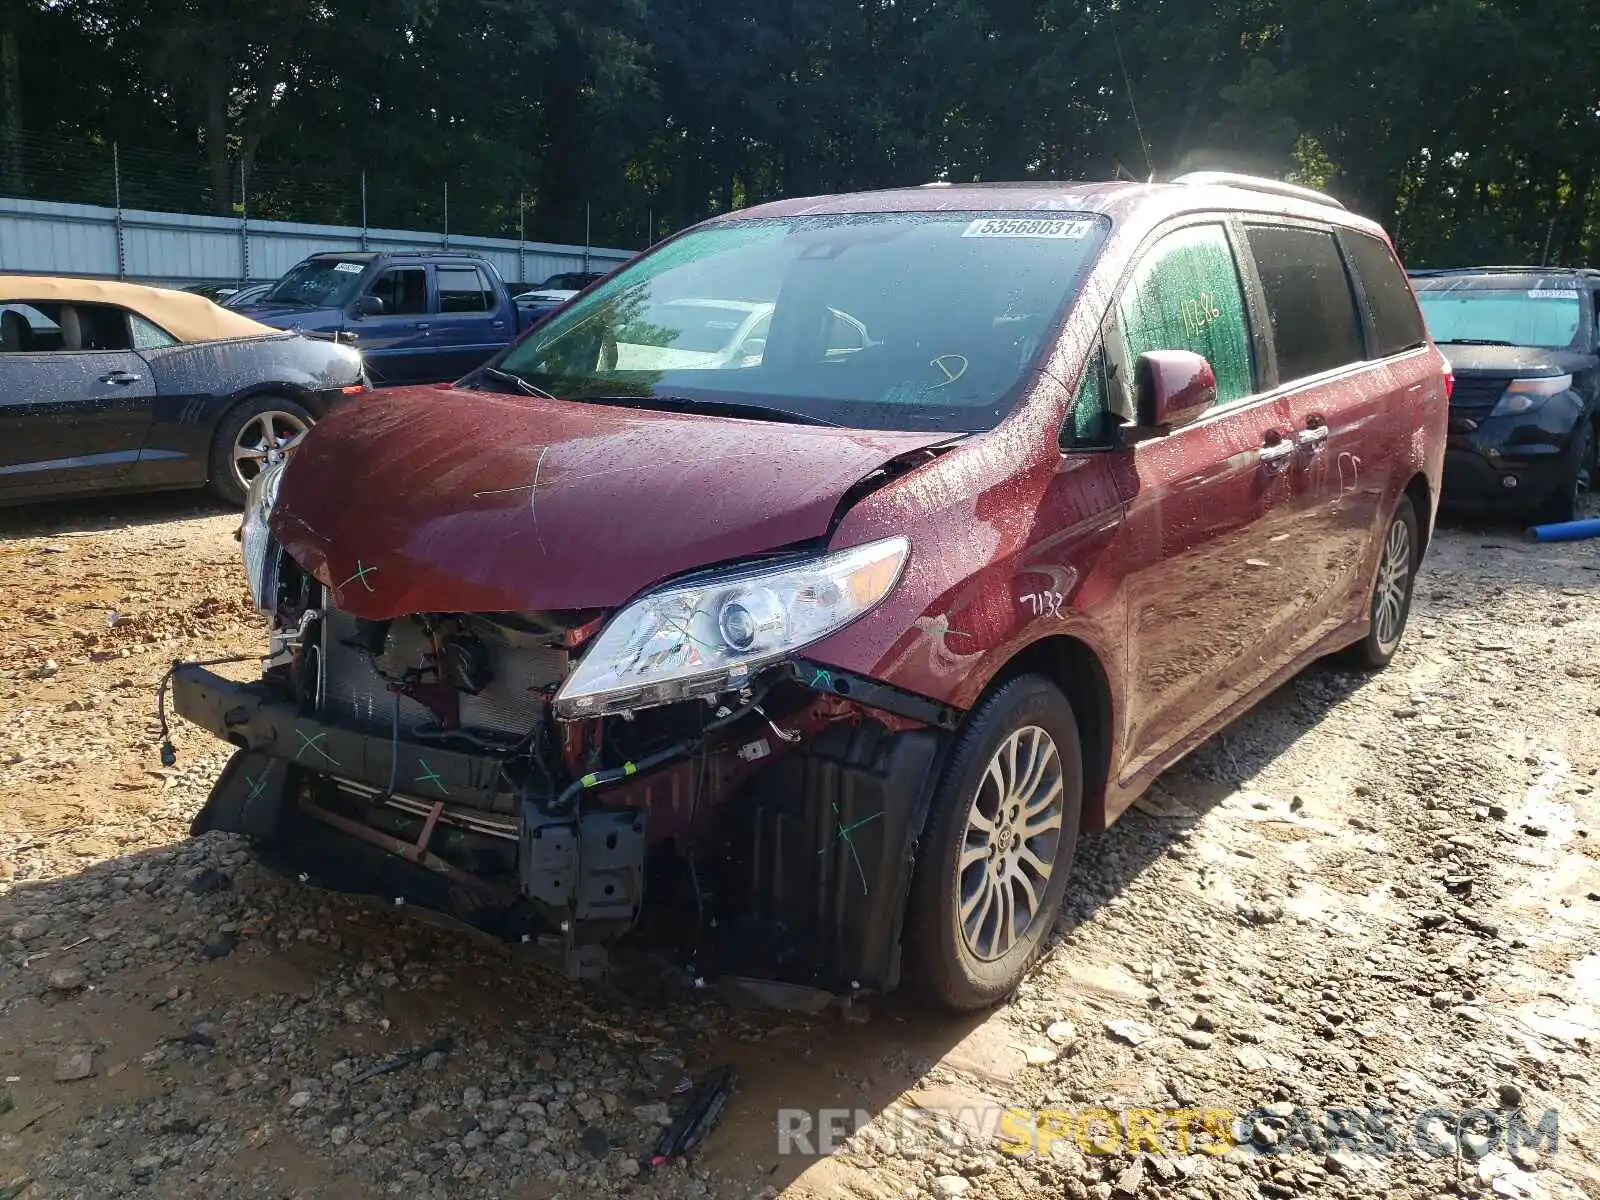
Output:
(554, 536), (910, 718)
(240, 457), (288, 612)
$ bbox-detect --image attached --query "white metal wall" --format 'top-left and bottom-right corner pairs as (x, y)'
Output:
(0, 196), (634, 287)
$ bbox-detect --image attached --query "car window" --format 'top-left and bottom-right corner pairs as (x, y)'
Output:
(0, 302), (133, 351)
(501, 211), (1111, 432)
(1064, 350), (1113, 447)
(1342, 233), (1427, 358)
(1244, 224), (1364, 383)
(0, 303), (62, 352)
(1118, 223), (1254, 406)
(439, 267), (493, 314)
(368, 268), (429, 316)
(79, 305), (133, 351)
(130, 313), (178, 349)
(262, 259), (369, 308)
(1412, 273), (1586, 351)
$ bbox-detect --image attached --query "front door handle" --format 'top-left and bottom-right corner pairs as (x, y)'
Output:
(100, 370), (142, 385)
(1260, 436), (1295, 467)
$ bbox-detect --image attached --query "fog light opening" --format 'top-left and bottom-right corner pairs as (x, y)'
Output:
(1501, 475), (1520, 490)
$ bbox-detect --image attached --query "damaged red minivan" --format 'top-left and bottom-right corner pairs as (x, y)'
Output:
(170, 174), (1447, 1010)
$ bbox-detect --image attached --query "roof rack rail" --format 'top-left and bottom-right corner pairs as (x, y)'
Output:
(1172, 171), (1346, 211)
(1408, 264), (1573, 274)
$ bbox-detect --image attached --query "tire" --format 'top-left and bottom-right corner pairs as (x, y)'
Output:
(1352, 494), (1420, 670)
(906, 674), (1083, 1012)
(207, 395), (315, 507)
(1534, 419), (1595, 526)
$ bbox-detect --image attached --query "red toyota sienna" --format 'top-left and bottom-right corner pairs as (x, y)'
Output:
(170, 172), (1448, 1011)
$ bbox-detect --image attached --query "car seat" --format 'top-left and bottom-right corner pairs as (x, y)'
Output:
(0, 309), (31, 352)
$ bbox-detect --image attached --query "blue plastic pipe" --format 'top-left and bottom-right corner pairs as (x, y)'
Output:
(1528, 517), (1600, 542)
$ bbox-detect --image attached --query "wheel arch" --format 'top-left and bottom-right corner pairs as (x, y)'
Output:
(224, 381), (330, 421)
(980, 633), (1116, 836)
(1402, 471), (1434, 558)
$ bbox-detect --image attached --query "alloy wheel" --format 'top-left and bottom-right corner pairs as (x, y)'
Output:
(958, 725), (1065, 962)
(232, 410), (309, 492)
(1373, 516), (1412, 654)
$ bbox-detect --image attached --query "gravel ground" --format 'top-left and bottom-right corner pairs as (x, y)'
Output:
(0, 493), (1597, 1200)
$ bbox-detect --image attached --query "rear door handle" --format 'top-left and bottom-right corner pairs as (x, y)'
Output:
(100, 371), (142, 385)
(1297, 425), (1331, 451)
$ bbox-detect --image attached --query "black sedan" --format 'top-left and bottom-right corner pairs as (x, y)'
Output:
(1, 276), (368, 507)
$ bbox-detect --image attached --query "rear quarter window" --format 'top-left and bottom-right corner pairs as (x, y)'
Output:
(1343, 233), (1428, 357)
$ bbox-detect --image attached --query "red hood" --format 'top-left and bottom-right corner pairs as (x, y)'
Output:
(270, 385), (949, 618)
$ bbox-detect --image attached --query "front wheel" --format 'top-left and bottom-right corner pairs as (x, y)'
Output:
(208, 396), (314, 507)
(1535, 420), (1595, 526)
(1353, 494), (1419, 670)
(906, 675), (1083, 1011)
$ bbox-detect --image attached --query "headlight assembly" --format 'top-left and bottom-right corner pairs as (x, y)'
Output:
(554, 536), (911, 718)
(240, 457), (288, 612)
(1491, 374), (1572, 418)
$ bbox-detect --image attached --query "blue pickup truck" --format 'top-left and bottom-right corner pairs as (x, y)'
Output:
(240, 251), (544, 385)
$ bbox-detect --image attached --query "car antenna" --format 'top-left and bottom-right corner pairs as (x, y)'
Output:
(1109, 14), (1156, 182)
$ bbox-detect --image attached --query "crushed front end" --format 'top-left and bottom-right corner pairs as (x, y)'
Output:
(171, 458), (955, 1000)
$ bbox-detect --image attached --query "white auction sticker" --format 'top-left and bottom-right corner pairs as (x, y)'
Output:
(962, 218), (1093, 239)
(333, 262), (365, 274)
(1528, 288), (1579, 299)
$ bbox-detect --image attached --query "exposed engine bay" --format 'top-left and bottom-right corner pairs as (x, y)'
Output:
(172, 537), (959, 1003)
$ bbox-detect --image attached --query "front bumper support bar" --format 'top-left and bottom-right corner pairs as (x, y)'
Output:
(171, 664), (507, 808)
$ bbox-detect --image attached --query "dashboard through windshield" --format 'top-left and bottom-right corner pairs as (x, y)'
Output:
(495, 212), (1110, 431)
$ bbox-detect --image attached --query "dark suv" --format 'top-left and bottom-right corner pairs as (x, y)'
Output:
(1410, 266), (1600, 521)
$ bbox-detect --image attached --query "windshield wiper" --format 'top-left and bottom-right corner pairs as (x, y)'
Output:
(578, 394), (841, 427)
(1436, 338), (1518, 347)
(481, 367), (560, 400)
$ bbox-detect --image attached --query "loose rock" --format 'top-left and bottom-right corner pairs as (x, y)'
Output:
(1104, 1019), (1156, 1046)
(47, 966), (86, 992)
(54, 1050), (94, 1082)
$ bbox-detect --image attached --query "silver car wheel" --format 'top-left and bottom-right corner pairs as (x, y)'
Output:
(1373, 516), (1412, 654)
(233, 410), (309, 491)
(958, 725), (1065, 962)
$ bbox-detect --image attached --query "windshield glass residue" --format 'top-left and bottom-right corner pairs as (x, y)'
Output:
(261, 260), (370, 308)
(496, 212), (1110, 431)
(1413, 274), (1588, 351)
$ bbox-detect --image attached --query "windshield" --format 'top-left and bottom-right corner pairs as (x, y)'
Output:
(496, 211), (1110, 431)
(537, 273), (592, 291)
(1413, 274), (1591, 351)
(261, 260), (369, 308)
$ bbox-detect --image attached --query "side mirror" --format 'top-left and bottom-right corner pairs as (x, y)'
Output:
(1133, 349), (1216, 434)
(355, 295), (385, 317)
(736, 337), (766, 361)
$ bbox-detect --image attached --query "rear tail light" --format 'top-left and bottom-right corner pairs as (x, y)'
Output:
(340, 383), (366, 395)
(1441, 357), (1454, 401)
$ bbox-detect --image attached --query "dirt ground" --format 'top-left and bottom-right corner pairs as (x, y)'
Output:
(0, 492), (1597, 1200)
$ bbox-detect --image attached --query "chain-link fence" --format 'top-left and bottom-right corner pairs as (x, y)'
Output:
(0, 129), (651, 250)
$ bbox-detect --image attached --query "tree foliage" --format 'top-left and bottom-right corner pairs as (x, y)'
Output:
(2, 0), (1598, 262)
